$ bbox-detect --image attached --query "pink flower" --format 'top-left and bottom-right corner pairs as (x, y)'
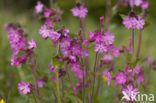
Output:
(44, 9), (52, 18)
(113, 47), (120, 57)
(141, 1), (149, 9)
(123, 17), (136, 29)
(103, 70), (111, 85)
(123, 16), (145, 30)
(39, 25), (50, 39)
(48, 64), (56, 73)
(73, 44), (81, 56)
(72, 7), (79, 17)
(104, 32), (115, 45)
(134, 0), (143, 6)
(102, 54), (113, 61)
(88, 31), (95, 39)
(79, 6), (88, 18)
(95, 42), (107, 54)
(60, 38), (71, 48)
(136, 74), (144, 83)
(52, 76), (56, 83)
(18, 81), (31, 95)
(115, 72), (127, 85)
(69, 63), (80, 72)
(37, 80), (45, 88)
(135, 16), (145, 30)
(75, 69), (85, 79)
(49, 30), (61, 41)
(72, 6), (88, 18)
(134, 64), (140, 74)
(27, 39), (37, 49)
(11, 54), (27, 66)
(122, 84), (138, 101)
(35, 1), (44, 14)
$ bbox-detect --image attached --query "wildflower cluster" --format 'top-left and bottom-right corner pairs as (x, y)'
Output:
(123, 12), (145, 30)
(4, 0), (154, 103)
(4, 23), (36, 66)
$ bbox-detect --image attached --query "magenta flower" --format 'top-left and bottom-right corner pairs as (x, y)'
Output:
(79, 6), (88, 18)
(69, 63), (80, 72)
(37, 80), (45, 88)
(48, 64), (56, 73)
(71, 44), (81, 56)
(102, 54), (113, 61)
(134, 64), (140, 74)
(122, 84), (138, 101)
(27, 39), (37, 49)
(141, 1), (149, 9)
(72, 7), (79, 17)
(7, 29), (26, 54)
(60, 38), (71, 48)
(104, 32), (115, 45)
(103, 70), (111, 85)
(35, 1), (44, 14)
(49, 30), (61, 41)
(72, 6), (88, 18)
(95, 42), (107, 54)
(75, 69), (85, 79)
(136, 74), (144, 83)
(52, 76), (56, 83)
(88, 31), (95, 39)
(113, 47), (120, 57)
(115, 72), (127, 85)
(123, 16), (145, 30)
(44, 9), (52, 18)
(11, 54), (26, 66)
(134, 0), (143, 6)
(63, 29), (70, 37)
(123, 17), (136, 29)
(135, 16), (145, 30)
(18, 81), (31, 95)
(39, 25), (50, 39)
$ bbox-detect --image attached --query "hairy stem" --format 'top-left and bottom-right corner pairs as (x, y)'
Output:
(132, 29), (135, 54)
(136, 29), (143, 58)
(105, 0), (112, 30)
(67, 72), (79, 103)
(56, 68), (61, 103)
(91, 53), (98, 102)
(49, 0), (53, 9)
(31, 67), (42, 103)
(31, 56), (42, 103)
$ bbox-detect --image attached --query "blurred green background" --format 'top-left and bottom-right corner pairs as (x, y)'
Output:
(0, 0), (156, 103)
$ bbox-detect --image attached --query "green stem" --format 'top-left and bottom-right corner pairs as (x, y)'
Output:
(56, 68), (61, 103)
(136, 29), (142, 58)
(132, 29), (135, 53)
(91, 53), (98, 103)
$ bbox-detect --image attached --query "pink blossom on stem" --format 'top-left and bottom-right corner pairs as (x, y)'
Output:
(72, 6), (88, 18)
(141, 1), (149, 9)
(95, 42), (107, 54)
(27, 39), (37, 49)
(103, 70), (111, 85)
(115, 72), (127, 85)
(104, 31), (115, 45)
(37, 80), (45, 88)
(18, 81), (31, 95)
(39, 25), (50, 39)
(136, 74), (144, 83)
(35, 1), (44, 14)
(134, 64), (140, 74)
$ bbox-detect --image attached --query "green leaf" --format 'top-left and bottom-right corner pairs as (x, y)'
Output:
(119, 14), (126, 19)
